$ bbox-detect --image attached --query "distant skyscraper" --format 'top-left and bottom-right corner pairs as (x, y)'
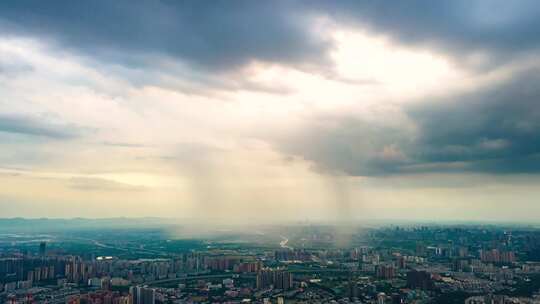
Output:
(407, 270), (433, 290)
(140, 287), (155, 304)
(348, 279), (360, 299)
(256, 269), (274, 289)
(130, 286), (155, 304)
(39, 242), (46, 256)
(376, 264), (395, 279)
(397, 256), (406, 269)
(377, 292), (386, 304)
(256, 269), (293, 290)
(129, 286), (138, 304)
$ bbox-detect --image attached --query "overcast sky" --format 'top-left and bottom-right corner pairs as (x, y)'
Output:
(0, 1), (539, 223)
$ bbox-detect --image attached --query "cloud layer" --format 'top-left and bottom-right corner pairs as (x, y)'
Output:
(275, 66), (540, 176)
(0, 1), (329, 71)
(0, 1), (539, 222)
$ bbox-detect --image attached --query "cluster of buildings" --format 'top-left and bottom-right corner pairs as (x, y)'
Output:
(256, 269), (293, 290)
(465, 294), (540, 304)
(2, 225), (540, 303)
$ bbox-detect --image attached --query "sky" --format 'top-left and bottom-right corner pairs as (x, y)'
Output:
(0, 1), (539, 223)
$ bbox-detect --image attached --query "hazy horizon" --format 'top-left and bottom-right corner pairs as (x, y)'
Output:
(1, 1), (540, 223)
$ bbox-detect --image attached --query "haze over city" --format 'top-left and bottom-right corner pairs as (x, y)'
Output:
(1, 1), (540, 224)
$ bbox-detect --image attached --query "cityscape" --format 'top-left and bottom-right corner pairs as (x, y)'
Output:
(2, 220), (540, 303)
(1, 1), (540, 303)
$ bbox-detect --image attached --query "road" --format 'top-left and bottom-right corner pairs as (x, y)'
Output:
(147, 273), (256, 285)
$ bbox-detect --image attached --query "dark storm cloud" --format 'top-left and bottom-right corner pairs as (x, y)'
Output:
(0, 0), (328, 71)
(0, 114), (82, 139)
(2, 1), (539, 72)
(407, 68), (540, 173)
(275, 67), (540, 175)
(311, 0), (540, 68)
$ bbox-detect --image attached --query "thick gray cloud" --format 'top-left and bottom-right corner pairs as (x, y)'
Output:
(1, 1), (539, 73)
(275, 68), (540, 175)
(0, 0), (328, 71)
(311, 0), (540, 68)
(275, 116), (412, 176)
(407, 68), (540, 173)
(0, 114), (82, 139)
